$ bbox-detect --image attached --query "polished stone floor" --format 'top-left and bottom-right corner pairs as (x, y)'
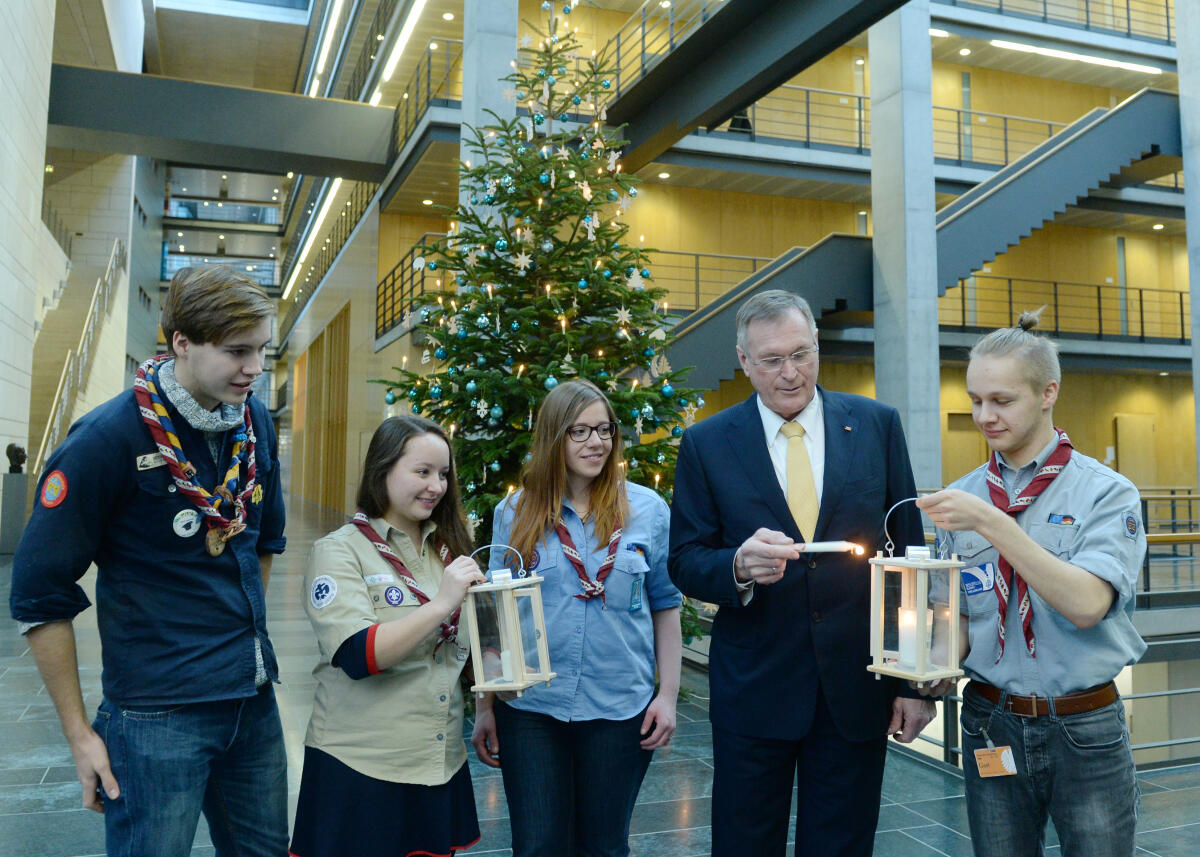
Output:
(3, 494), (1200, 856)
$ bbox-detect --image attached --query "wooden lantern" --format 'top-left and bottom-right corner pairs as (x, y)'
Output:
(462, 547), (556, 696)
(867, 546), (965, 684)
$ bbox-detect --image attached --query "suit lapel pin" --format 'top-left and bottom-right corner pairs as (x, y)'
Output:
(843, 425), (851, 431)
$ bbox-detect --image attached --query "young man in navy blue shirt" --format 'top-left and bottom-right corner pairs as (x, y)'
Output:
(11, 265), (288, 856)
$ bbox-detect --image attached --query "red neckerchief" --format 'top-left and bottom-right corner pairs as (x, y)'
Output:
(351, 512), (458, 649)
(984, 428), (1073, 661)
(555, 519), (622, 606)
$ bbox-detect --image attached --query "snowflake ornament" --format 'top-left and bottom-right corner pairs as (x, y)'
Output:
(513, 251), (532, 273)
(618, 195), (634, 213)
(476, 399), (490, 419)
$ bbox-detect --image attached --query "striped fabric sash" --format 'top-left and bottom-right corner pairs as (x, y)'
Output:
(133, 354), (256, 547)
(555, 521), (622, 606)
(984, 428), (1074, 661)
(351, 512), (458, 648)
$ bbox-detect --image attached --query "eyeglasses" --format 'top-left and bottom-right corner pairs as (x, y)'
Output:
(566, 421), (619, 442)
(750, 348), (819, 373)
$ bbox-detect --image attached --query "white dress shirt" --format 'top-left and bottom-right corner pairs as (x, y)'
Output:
(756, 389), (825, 508)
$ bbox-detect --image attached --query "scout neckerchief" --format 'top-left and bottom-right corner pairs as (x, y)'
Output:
(984, 427), (1073, 661)
(555, 517), (622, 605)
(351, 512), (459, 649)
(133, 354), (256, 557)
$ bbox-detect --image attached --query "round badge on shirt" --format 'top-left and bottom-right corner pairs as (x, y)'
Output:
(310, 575), (337, 609)
(384, 585), (404, 606)
(173, 508), (201, 538)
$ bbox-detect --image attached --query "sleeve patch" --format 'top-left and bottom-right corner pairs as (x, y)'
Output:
(310, 575), (338, 609)
(40, 471), (69, 508)
(1124, 513), (1139, 540)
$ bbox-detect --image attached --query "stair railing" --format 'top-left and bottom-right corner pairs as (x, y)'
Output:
(33, 238), (127, 476)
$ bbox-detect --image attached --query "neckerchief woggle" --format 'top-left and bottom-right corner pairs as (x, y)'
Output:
(555, 519), (622, 606)
(351, 512), (459, 649)
(133, 354), (256, 555)
(984, 427), (1073, 661)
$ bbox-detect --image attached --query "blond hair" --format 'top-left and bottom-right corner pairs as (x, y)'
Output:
(970, 307), (1061, 390)
(160, 265), (274, 352)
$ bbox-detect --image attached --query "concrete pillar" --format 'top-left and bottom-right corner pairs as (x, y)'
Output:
(459, 0), (519, 207)
(1177, 1), (1200, 491)
(0, 0), (57, 511)
(868, 0), (942, 491)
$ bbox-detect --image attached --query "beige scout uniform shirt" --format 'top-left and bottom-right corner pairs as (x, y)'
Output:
(303, 516), (471, 785)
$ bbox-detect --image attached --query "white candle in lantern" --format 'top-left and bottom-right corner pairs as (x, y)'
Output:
(898, 607), (917, 666)
(500, 651), (513, 682)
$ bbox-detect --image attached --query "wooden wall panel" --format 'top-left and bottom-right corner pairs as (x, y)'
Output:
(292, 304), (351, 513)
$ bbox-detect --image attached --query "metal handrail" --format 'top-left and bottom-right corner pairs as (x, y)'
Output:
(937, 0), (1175, 44)
(389, 38), (463, 162)
(343, 0), (402, 101)
(33, 238), (126, 475)
(941, 273), (1190, 342)
(609, 0), (723, 99)
(41, 197), (73, 259)
(375, 232), (446, 339)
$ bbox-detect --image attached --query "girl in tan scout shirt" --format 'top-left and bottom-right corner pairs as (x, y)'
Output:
(290, 416), (486, 857)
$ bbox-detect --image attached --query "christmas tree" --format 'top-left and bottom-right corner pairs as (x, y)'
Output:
(374, 4), (705, 546)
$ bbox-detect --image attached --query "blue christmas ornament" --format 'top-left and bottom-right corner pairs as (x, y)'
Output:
(539, 173), (550, 184)
(490, 405), (504, 420)
(488, 418), (499, 427)
(504, 356), (514, 366)
(447, 367), (457, 376)
(602, 269), (611, 279)
(511, 321), (520, 331)
(657, 453), (666, 463)
(608, 189), (619, 200)
(641, 268), (651, 278)
(629, 187), (638, 197)
(643, 348), (655, 357)
(411, 404), (420, 413)
(677, 397), (688, 407)
(501, 175), (514, 187)
(495, 238), (508, 252)
(572, 94), (582, 105)
(434, 346), (448, 359)
(560, 113), (569, 121)
(557, 66), (566, 75)
(456, 274), (466, 285)
(562, 4), (571, 14)
(541, 240), (554, 253)
(490, 460), (502, 472)
(421, 309), (430, 321)
(537, 69), (546, 78)
(541, 0), (551, 10)
(484, 194), (495, 204)
(427, 261), (437, 271)
(470, 195), (479, 204)
(697, 396), (706, 408)
(467, 482), (476, 492)
(533, 113), (545, 125)
(531, 319), (539, 327)
(457, 328), (467, 339)
(407, 388), (418, 400)
(641, 403), (654, 418)
(661, 384), (675, 398)
(601, 79), (611, 89)
(544, 376), (558, 390)
(547, 76), (556, 86)
(465, 380), (477, 393)
(580, 148), (590, 160)
(384, 391), (397, 405)
(672, 425), (683, 437)
(429, 385), (442, 399)
(477, 355), (487, 367)
(476, 315), (490, 329)
(598, 370), (609, 378)
(577, 278), (588, 290)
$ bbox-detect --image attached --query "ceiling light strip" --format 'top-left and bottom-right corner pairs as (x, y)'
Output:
(282, 177), (343, 301)
(315, 0), (346, 75)
(989, 39), (1162, 75)
(382, 0), (429, 82)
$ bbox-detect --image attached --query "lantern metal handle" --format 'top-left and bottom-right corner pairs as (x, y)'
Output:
(881, 496), (920, 558)
(469, 543), (529, 579)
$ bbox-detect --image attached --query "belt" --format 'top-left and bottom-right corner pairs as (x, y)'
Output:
(968, 680), (1119, 718)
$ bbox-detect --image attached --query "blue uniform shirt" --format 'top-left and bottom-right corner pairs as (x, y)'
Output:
(9, 387), (286, 706)
(491, 481), (682, 721)
(938, 439), (1146, 697)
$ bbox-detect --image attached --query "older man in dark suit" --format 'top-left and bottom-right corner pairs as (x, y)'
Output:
(669, 289), (935, 857)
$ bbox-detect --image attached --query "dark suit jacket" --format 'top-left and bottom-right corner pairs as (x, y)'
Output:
(668, 389), (924, 743)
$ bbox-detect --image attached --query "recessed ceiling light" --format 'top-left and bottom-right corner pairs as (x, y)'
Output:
(273, 187), (279, 193)
(959, 47), (972, 56)
(658, 172), (670, 179)
(929, 28), (950, 38)
(286, 171), (294, 179)
(422, 199), (434, 205)
(181, 187), (187, 192)
(218, 234), (225, 240)
(44, 164), (54, 173)
(990, 39), (1162, 74)
(221, 174), (227, 180)
(1159, 371), (1170, 376)
(1153, 223), (1165, 230)
(442, 12), (454, 20)
(178, 244), (185, 252)
(855, 57), (865, 66)
(429, 41), (438, 51)
(177, 231), (183, 237)
(203, 201), (209, 206)
(857, 210), (868, 216)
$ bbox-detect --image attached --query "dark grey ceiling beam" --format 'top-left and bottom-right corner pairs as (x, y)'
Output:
(606, 0), (908, 172)
(47, 64), (393, 181)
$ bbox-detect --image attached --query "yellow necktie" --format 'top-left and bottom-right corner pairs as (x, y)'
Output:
(780, 422), (818, 541)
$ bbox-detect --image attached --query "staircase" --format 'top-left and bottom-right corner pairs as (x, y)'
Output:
(936, 88), (1181, 294)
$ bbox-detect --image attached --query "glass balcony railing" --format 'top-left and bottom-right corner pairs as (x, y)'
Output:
(162, 253), (278, 289)
(167, 198), (281, 225)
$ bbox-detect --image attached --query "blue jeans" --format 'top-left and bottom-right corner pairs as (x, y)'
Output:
(92, 684), (288, 857)
(961, 685), (1139, 857)
(493, 701), (653, 857)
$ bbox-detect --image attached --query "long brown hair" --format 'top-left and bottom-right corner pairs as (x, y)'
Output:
(509, 380), (628, 567)
(356, 415), (474, 557)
